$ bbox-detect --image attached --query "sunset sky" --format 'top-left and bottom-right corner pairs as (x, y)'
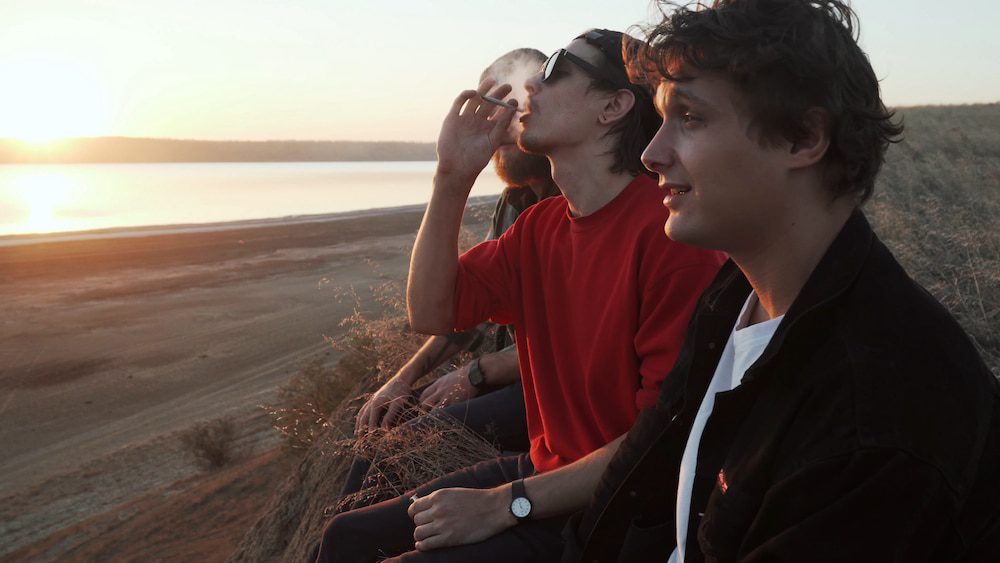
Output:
(1, 0), (998, 143)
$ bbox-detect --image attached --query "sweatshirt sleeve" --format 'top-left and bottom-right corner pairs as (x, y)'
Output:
(452, 216), (524, 331)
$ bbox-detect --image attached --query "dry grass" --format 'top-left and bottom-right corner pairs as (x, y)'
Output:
(180, 417), (241, 470)
(263, 237), (499, 507)
(334, 409), (501, 511)
(262, 220), (492, 452)
(261, 279), (430, 450)
(868, 104), (1000, 376)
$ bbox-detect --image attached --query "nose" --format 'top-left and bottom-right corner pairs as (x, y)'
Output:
(641, 121), (675, 174)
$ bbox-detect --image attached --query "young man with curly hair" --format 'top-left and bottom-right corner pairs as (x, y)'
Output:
(563, 2), (1000, 561)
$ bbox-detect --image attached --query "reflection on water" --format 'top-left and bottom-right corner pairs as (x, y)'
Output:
(0, 161), (504, 237)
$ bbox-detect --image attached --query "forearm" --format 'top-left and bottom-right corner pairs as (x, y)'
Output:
(407, 172), (477, 334)
(409, 434), (626, 551)
(478, 344), (520, 387)
(525, 434), (625, 519)
(396, 335), (465, 385)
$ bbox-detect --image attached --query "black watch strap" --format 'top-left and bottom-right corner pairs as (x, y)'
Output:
(467, 358), (488, 390)
(509, 478), (533, 521)
(512, 478), (526, 499)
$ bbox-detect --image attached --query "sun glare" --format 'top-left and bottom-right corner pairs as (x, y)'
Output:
(11, 172), (78, 234)
(0, 57), (111, 142)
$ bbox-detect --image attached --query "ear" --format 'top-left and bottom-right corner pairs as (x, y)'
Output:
(598, 89), (636, 125)
(788, 107), (831, 169)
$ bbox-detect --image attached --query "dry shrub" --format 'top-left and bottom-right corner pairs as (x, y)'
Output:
(264, 356), (354, 450)
(263, 276), (481, 450)
(263, 279), (430, 450)
(180, 416), (240, 470)
(334, 408), (501, 511)
(869, 104), (1000, 376)
(264, 240), (505, 512)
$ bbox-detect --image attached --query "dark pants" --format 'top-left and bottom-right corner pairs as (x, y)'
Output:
(339, 382), (530, 507)
(315, 454), (567, 563)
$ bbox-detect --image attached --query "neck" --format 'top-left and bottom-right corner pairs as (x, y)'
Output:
(732, 188), (856, 323)
(548, 148), (635, 217)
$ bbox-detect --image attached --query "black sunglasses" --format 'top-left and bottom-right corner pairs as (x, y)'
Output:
(542, 49), (630, 90)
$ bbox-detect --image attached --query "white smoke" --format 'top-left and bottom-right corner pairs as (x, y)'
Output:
(482, 50), (544, 111)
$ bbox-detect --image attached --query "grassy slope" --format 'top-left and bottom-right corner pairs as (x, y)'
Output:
(868, 103), (1000, 375)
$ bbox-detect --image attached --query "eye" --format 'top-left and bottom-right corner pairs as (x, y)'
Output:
(680, 111), (703, 129)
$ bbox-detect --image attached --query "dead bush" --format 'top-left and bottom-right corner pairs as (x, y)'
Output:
(334, 407), (501, 512)
(180, 416), (241, 470)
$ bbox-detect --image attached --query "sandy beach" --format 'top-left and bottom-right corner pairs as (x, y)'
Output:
(0, 201), (492, 557)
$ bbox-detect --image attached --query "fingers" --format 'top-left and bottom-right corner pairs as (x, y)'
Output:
(415, 535), (447, 552)
(409, 497), (443, 550)
(381, 398), (406, 429)
(419, 386), (443, 409)
(450, 89), (480, 117)
(366, 398), (384, 430)
(417, 380), (439, 403)
(485, 83), (513, 105)
(413, 520), (439, 541)
(355, 398), (382, 435)
(457, 79), (515, 121)
(354, 401), (369, 435)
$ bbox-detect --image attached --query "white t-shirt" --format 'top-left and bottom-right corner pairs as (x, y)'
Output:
(668, 293), (783, 563)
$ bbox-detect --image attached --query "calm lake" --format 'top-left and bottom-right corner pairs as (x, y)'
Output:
(0, 161), (505, 239)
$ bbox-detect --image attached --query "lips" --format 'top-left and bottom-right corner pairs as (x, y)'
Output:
(661, 182), (691, 210)
(663, 183), (691, 196)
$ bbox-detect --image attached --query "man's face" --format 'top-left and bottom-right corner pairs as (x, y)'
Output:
(518, 39), (611, 155)
(641, 70), (792, 254)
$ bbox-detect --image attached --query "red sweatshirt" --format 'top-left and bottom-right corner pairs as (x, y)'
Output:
(454, 175), (725, 473)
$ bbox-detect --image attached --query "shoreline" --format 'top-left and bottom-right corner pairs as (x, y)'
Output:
(0, 194), (498, 248)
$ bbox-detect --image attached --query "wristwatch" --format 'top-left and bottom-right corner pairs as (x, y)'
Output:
(509, 479), (533, 521)
(467, 358), (488, 390)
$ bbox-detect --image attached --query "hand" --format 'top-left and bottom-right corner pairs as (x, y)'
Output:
(435, 79), (519, 185)
(354, 375), (414, 434)
(408, 486), (516, 551)
(418, 364), (477, 409)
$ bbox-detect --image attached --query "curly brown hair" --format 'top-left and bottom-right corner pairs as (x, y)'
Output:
(629, 0), (904, 202)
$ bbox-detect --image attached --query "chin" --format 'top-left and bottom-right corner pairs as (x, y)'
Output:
(517, 131), (548, 155)
(663, 215), (702, 246)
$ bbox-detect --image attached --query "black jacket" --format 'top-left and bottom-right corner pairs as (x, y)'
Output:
(564, 212), (1000, 562)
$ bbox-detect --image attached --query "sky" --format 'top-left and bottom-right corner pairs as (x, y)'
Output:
(0, 0), (997, 143)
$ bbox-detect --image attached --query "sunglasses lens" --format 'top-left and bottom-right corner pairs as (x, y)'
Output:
(543, 51), (560, 82)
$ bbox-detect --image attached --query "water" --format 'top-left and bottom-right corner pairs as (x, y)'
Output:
(0, 161), (505, 239)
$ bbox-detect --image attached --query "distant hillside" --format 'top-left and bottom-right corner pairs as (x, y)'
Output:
(0, 137), (436, 164)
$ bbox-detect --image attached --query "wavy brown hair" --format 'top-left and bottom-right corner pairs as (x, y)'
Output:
(629, 0), (904, 202)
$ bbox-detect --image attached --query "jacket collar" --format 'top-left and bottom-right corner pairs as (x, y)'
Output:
(714, 210), (875, 385)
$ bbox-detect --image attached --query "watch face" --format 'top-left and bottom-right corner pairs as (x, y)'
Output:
(511, 497), (532, 518)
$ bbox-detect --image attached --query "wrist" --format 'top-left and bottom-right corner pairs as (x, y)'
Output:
(494, 485), (518, 528)
(433, 169), (479, 195)
(395, 365), (423, 385)
(466, 358), (489, 392)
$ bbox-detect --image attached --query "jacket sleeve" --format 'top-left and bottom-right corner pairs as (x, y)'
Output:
(720, 448), (960, 562)
(633, 253), (724, 411)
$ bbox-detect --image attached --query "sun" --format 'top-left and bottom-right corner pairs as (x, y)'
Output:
(0, 56), (111, 142)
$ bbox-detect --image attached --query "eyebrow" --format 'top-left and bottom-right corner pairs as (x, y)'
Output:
(667, 85), (712, 108)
